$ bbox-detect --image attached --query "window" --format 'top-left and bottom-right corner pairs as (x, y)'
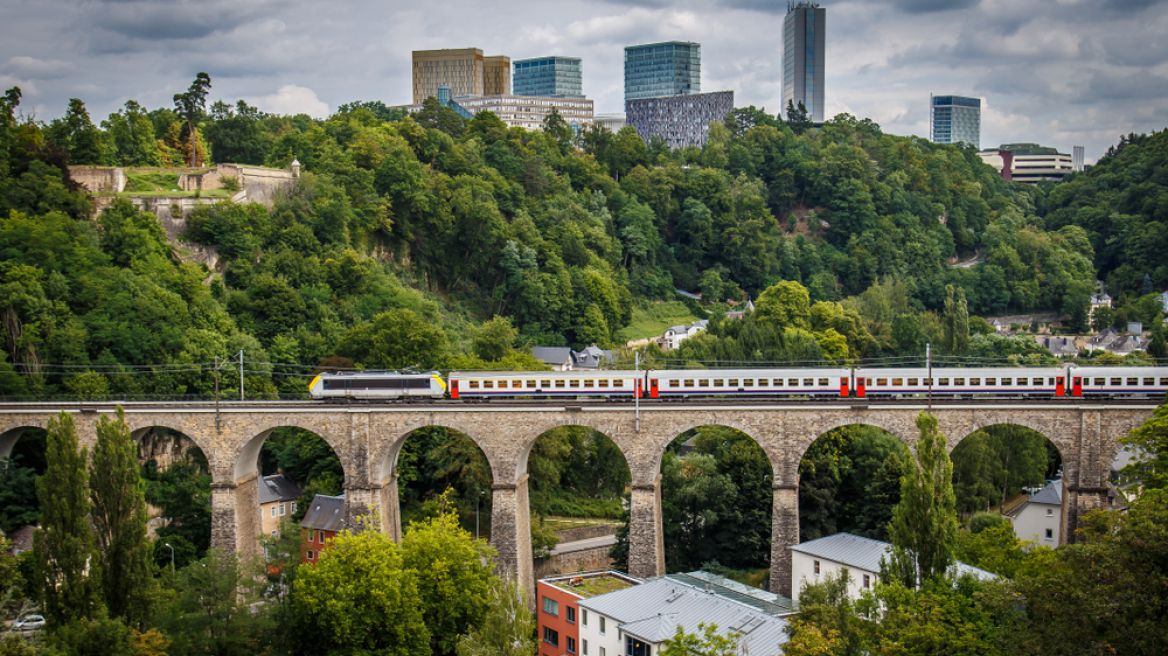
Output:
(819, 378), (829, 386)
(317, 530), (324, 543)
(1002, 378), (1012, 386)
(814, 560), (820, 575)
(567, 607), (576, 624)
(626, 636), (651, 656)
(728, 379), (738, 387)
(542, 596), (558, 617)
(484, 381), (494, 389)
(271, 506), (277, 518)
(789, 378), (799, 386)
(1128, 377), (1138, 386)
(583, 609), (588, 626)
(803, 378), (814, 386)
(892, 378), (903, 387)
(599, 380), (609, 388)
(556, 380), (566, 388)
(279, 502), (286, 517)
(938, 378), (949, 386)
(601, 648), (606, 656)
(863, 574), (871, 589)
(1094, 377), (1104, 385)
(291, 502), (296, 513)
(513, 380), (524, 389)
(908, 378), (918, 386)
(877, 378), (888, 386)
(773, 379), (783, 387)
(986, 378), (996, 386)
(468, 380), (479, 389)
(1111, 378), (1122, 386)
(1047, 508), (1054, 516)
(567, 637), (577, 654)
(1145, 377), (1156, 386)
(669, 380), (680, 388)
(600, 616), (606, 634)
(744, 379), (754, 387)
(698, 379), (709, 387)
(584, 639), (589, 655)
(713, 379), (724, 387)
(570, 380), (580, 388)
(271, 530), (277, 538)
(1161, 378), (1168, 386)
(954, 378), (965, 386)
(684, 379), (695, 388)
(528, 380), (538, 388)
(584, 380), (595, 388)
(1045, 529), (1054, 540)
(970, 378), (981, 386)
(306, 550), (314, 560)
(543, 627), (559, 647)
(1049, 378), (1058, 386)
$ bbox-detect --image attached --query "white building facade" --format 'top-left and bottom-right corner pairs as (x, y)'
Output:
(1009, 479), (1063, 546)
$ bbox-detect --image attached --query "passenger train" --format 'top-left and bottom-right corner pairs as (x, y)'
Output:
(307, 366), (1168, 401)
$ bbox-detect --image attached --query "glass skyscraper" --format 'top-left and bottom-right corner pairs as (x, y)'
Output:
(513, 56), (584, 98)
(623, 41), (701, 103)
(931, 95), (981, 147)
(782, 3), (826, 123)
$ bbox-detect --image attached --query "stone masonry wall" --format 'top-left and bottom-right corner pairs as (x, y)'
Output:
(555, 524), (617, 543)
(534, 546), (615, 579)
(69, 166), (125, 193)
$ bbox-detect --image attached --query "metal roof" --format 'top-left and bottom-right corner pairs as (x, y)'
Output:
(1028, 479), (1063, 506)
(577, 576), (789, 649)
(789, 533), (997, 581)
(299, 494), (345, 532)
(258, 474), (301, 505)
(666, 572), (797, 615)
(531, 346), (573, 365)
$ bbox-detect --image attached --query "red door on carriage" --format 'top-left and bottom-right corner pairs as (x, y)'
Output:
(450, 379), (459, 399)
(1072, 377), (1082, 397)
(856, 377), (866, 398)
(650, 379), (659, 399)
(840, 377), (849, 397)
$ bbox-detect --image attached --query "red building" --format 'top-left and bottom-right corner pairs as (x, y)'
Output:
(299, 494), (344, 564)
(537, 572), (641, 656)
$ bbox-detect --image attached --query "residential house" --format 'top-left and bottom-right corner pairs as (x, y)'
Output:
(537, 571), (641, 656)
(300, 493), (344, 564)
(789, 533), (996, 602)
(575, 571), (794, 656)
(657, 320), (708, 351)
(573, 345), (614, 370)
(723, 299), (756, 321)
(1088, 328), (1145, 355)
(1036, 336), (1079, 358)
(1008, 479), (1063, 546)
(1089, 292), (1112, 321)
(534, 347), (576, 371)
(1157, 291), (1168, 314)
(4, 525), (34, 556)
(259, 474), (302, 538)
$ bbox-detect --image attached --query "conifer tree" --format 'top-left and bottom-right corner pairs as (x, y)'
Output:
(91, 407), (156, 628)
(884, 412), (958, 587)
(33, 412), (100, 628)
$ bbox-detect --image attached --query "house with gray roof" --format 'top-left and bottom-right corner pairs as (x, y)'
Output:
(1037, 336), (1079, 358)
(790, 533), (997, 602)
(1008, 479), (1063, 546)
(300, 493), (345, 565)
(258, 474), (301, 537)
(573, 345), (614, 370)
(576, 573), (790, 656)
(532, 346), (575, 371)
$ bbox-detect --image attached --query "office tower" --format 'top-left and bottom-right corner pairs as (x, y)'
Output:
(626, 91), (734, 149)
(782, 2), (826, 123)
(513, 56), (584, 98)
(930, 95), (981, 147)
(978, 143), (1073, 184)
(484, 55), (511, 96)
(1073, 146), (1085, 171)
(624, 41), (701, 103)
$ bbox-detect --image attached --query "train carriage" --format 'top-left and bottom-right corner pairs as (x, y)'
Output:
(1072, 367), (1168, 397)
(647, 368), (853, 398)
(857, 367), (1070, 398)
(308, 371), (446, 400)
(448, 370), (643, 400)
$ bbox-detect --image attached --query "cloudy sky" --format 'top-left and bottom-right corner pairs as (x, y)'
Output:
(3, 0), (1167, 160)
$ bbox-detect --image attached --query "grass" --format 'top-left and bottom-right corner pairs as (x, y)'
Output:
(615, 301), (699, 343)
(124, 170), (182, 193)
(543, 517), (620, 532)
(553, 575), (638, 598)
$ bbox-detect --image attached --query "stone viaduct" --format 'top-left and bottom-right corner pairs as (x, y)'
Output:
(0, 401), (1154, 598)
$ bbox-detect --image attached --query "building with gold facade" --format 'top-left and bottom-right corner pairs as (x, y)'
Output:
(412, 48), (510, 104)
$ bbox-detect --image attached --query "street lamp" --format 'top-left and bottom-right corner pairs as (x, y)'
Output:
(164, 542), (175, 571)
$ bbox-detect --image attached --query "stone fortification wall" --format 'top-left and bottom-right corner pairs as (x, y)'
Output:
(555, 524), (617, 543)
(534, 545), (615, 579)
(90, 194), (233, 269)
(178, 164), (295, 205)
(69, 166), (125, 193)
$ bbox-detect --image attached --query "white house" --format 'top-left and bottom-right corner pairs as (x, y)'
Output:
(576, 573), (791, 656)
(1090, 292), (1112, 321)
(532, 347), (575, 371)
(1156, 291), (1168, 314)
(1008, 479), (1063, 546)
(657, 320), (708, 351)
(789, 533), (997, 603)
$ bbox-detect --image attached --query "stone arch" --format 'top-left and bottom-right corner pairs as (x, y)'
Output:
(372, 421), (499, 489)
(0, 419), (48, 461)
(229, 417), (350, 485)
(950, 415), (1074, 458)
(656, 418), (778, 482)
(791, 418), (916, 486)
(513, 415), (638, 486)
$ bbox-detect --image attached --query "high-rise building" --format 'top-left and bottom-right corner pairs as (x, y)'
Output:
(626, 91), (734, 149)
(411, 48), (509, 104)
(624, 41), (701, 103)
(978, 143), (1073, 184)
(1073, 146), (1085, 171)
(782, 3), (826, 123)
(930, 95), (981, 147)
(513, 56), (583, 98)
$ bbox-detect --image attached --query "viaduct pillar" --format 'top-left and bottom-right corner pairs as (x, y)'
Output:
(627, 476), (666, 579)
(770, 482), (799, 598)
(490, 474), (534, 601)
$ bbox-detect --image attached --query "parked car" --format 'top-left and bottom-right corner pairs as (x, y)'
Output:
(13, 614), (44, 631)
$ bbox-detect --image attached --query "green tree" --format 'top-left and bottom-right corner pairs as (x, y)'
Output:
(337, 308), (448, 370)
(90, 407), (156, 628)
(102, 100), (160, 167)
(33, 412), (100, 629)
(0, 455), (39, 533)
(161, 549), (268, 656)
(660, 623), (743, 656)
(754, 280), (811, 330)
(472, 315), (518, 362)
(786, 100), (812, 135)
(885, 412), (958, 587)
(291, 529), (430, 656)
(785, 569), (865, 656)
(953, 520), (1029, 579)
(402, 497), (499, 655)
(455, 576), (536, 656)
(1119, 400), (1168, 491)
(173, 72), (212, 166)
(45, 98), (105, 165)
(942, 285), (970, 355)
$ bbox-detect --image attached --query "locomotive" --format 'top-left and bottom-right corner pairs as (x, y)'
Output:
(307, 366), (1168, 401)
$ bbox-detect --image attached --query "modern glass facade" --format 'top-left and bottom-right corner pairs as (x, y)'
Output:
(931, 95), (981, 147)
(624, 42), (701, 103)
(513, 56), (584, 98)
(782, 3), (825, 123)
(626, 91), (733, 149)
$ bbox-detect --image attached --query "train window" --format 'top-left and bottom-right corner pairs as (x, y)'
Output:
(970, 378), (981, 386)
(818, 378), (829, 386)
(555, 380), (566, 388)
(938, 378), (949, 386)
(729, 379), (739, 387)
(527, 380), (537, 388)
(774, 379), (783, 387)
(1111, 378), (1121, 386)
(611, 380), (622, 387)
(569, 380), (580, 388)
(804, 378), (814, 386)
(985, 378), (996, 386)
(685, 379), (695, 388)
(699, 379), (710, 387)
(866, 378), (873, 385)
(1128, 377), (1138, 386)
(1162, 378), (1168, 386)
(1145, 378), (1155, 386)
(1094, 378), (1104, 385)
(892, 378), (903, 386)
(1049, 378), (1058, 386)
(789, 379), (799, 386)
(954, 378), (965, 386)
(713, 379), (724, 387)
(670, 380), (680, 388)
(877, 378), (888, 386)
(908, 378), (919, 386)
(484, 381), (495, 389)
(1001, 378), (1011, 385)
(923, 378), (932, 386)
(542, 380), (552, 388)
(584, 380), (595, 388)
(469, 381), (480, 389)
(599, 380), (609, 388)
(744, 379), (754, 387)
(512, 380), (522, 388)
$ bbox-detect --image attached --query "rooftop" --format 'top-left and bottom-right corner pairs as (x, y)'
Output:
(543, 571), (642, 598)
(258, 473), (301, 505)
(300, 494), (345, 532)
(790, 533), (997, 581)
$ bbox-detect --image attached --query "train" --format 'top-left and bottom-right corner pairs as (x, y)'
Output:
(307, 366), (1168, 401)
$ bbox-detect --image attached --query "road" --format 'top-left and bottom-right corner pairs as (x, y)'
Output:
(552, 534), (618, 555)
